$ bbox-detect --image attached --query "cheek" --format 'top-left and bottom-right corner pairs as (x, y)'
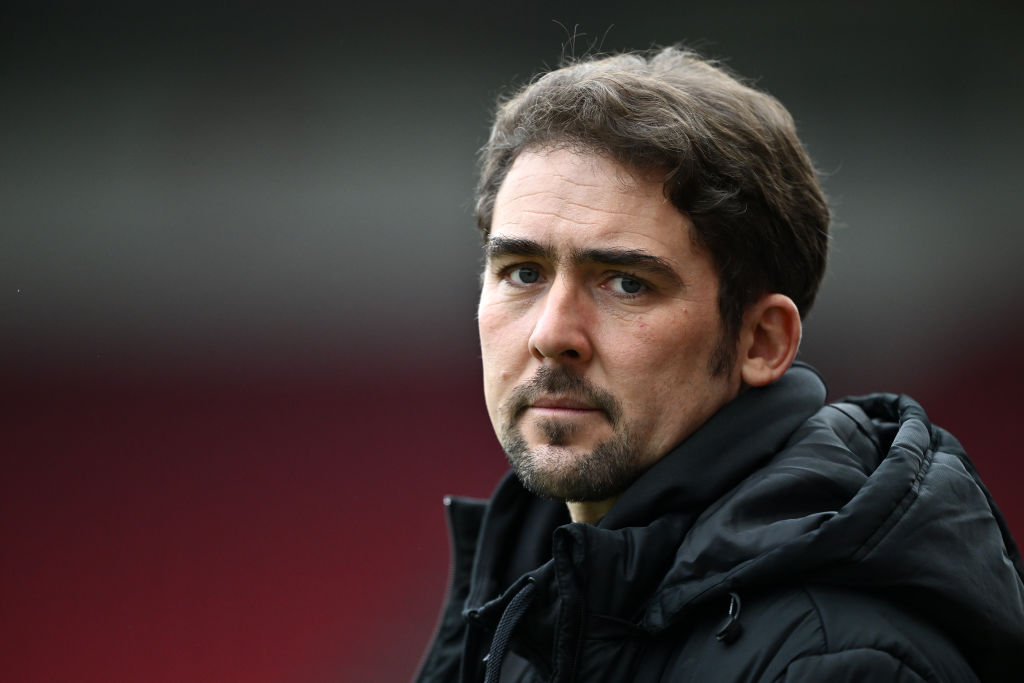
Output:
(622, 314), (693, 363)
(478, 312), (506, 425)
(629, 319), (658, 348)
(479, 293), (538, 352)
(614, 314), (714, 397)
(597, 325), (677, 416)
(479, 305), (516, 365)
(478, 303), (529, 404)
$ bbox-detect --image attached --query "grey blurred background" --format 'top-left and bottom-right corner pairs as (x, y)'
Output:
(5, 1), (1023, 387)
(3, 2), (1023, 681)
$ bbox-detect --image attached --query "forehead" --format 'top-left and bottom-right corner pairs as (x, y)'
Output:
(491, 149), (694, 256)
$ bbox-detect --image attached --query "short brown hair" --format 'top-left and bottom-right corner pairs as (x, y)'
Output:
(475, 47), (829, 366)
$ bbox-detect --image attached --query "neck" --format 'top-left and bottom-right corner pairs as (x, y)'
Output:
(567, 497), (618, 524)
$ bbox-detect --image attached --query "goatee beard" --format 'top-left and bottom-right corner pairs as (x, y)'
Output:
(499, 366), (646, 502)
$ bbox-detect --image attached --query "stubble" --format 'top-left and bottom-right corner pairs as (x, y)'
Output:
(499, 366), (646, 502)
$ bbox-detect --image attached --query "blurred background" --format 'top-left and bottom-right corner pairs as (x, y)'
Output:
(2, 1), (1022, 681)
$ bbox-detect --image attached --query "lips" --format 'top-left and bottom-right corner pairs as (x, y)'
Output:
(529, 396), (601, 411)
(503, 367), (622, 427)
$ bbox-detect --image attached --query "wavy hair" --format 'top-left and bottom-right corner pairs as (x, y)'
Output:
(475, 47), (830, 367)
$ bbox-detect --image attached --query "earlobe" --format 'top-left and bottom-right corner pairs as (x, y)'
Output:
(738, 294), (802, 387)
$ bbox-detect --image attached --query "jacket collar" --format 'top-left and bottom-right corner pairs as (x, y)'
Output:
(600, 363), (827, 531)
(463, 365), (827, 640)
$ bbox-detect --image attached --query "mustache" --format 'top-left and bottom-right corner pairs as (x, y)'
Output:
(504, 366), (621, 426)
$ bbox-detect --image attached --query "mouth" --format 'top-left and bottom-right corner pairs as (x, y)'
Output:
(503, 367), (622, 431)
(526, 396), (604, 416)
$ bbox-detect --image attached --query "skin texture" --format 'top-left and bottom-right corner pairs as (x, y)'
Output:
(479, 148), (756, 524)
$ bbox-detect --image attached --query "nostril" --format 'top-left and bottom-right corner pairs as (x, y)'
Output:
(565, 349), (580, 359)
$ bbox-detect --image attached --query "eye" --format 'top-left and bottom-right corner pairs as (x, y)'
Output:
(506, 265), (541, 285)
(607, 274), (646, 296)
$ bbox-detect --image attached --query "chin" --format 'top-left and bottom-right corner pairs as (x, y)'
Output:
(502, 433), (645, 503)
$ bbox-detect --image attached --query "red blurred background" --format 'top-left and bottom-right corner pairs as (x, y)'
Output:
(3, 3), (1022, 681)
(4, 343), (1022, 682)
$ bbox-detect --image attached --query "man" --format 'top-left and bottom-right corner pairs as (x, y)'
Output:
(416, 47), (1024, 682)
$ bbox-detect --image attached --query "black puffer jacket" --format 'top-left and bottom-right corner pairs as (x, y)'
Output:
(416, 364), (1024, 682)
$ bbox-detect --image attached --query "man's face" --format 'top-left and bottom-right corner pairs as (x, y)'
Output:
(478, 148), (743, 502)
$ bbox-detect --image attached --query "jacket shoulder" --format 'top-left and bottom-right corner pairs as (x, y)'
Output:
(658, 585), (978, 683)
(773, 585), (978, 683)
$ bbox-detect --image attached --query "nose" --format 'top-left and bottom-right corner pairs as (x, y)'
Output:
(528, 276), (593, 364)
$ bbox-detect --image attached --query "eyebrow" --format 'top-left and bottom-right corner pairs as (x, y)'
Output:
(484, 236), (684, 286)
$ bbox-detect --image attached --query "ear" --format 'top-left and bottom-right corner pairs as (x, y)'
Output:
(737, 294), (802, 388)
